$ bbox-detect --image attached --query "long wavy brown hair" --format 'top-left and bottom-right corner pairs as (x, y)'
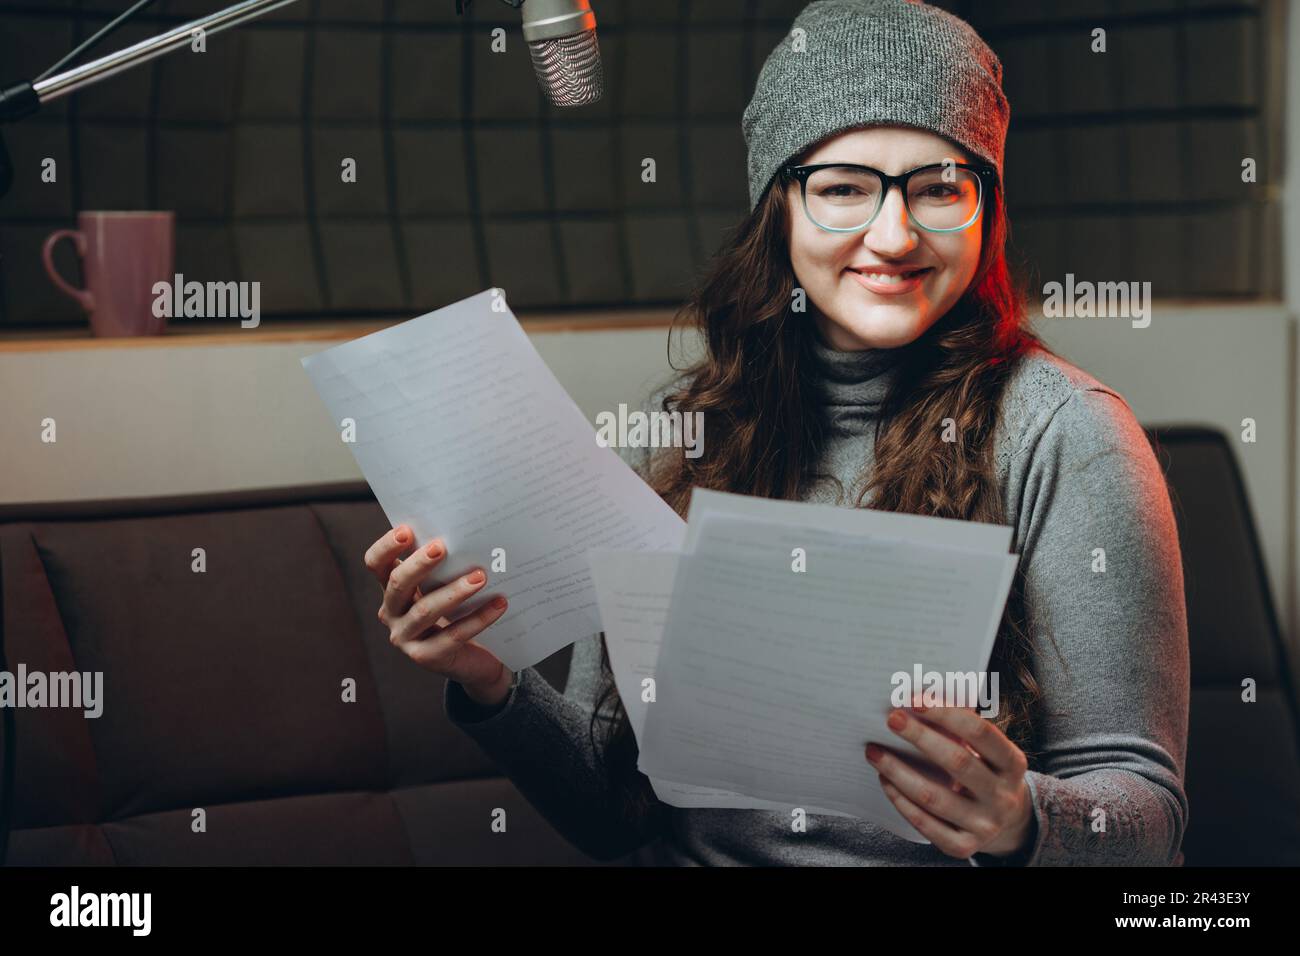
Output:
(589, 159), (1061, 828)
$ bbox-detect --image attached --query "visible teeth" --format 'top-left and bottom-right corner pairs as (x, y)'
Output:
(863, 270), (919, 283)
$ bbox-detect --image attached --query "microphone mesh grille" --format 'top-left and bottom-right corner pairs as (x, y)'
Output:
(527, 30), (604, 107)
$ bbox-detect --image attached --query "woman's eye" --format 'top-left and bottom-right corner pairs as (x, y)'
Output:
(917, 184), (959, 201)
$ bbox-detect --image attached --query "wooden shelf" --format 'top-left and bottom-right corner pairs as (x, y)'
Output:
(0, 308), (680, 353)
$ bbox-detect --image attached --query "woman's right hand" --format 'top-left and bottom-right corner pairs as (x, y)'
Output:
(365, 524), (515, 709)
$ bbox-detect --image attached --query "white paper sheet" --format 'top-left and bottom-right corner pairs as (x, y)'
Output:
(586, 548), (853, 817)
(300, 288), (685, 671)
(682, 487), (1013, 555)
(636, 511), (1018, 842)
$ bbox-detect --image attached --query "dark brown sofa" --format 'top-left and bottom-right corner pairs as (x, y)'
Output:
(0, 481), (608, 865)
(2, 426), (1299, 865)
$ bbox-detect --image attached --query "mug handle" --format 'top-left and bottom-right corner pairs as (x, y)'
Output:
(42, 229), (96, 312)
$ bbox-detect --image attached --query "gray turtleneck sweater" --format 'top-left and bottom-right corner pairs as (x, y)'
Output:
(443, 338), (1190, 866)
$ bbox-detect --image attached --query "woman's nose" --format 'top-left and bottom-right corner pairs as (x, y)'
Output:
(863, 185), (918, 257)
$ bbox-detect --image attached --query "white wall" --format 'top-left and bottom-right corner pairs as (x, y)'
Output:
(1286, 0), (1300, 314)
(0, 327), (687, 504)
(1283, 0), (1300, 679)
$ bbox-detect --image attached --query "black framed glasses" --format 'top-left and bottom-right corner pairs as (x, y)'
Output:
(782, 161), (996, 234)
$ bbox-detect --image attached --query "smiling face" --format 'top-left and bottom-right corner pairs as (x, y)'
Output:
(786, 126), (985, 352)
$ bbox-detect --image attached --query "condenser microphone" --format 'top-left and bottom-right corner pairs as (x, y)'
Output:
(520, 0), (603, 107)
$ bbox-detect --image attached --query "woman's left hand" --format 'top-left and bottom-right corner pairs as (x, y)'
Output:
(865, 700), (1035, 861)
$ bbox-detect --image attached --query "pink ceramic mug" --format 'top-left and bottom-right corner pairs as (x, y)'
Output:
(42, 211), (175, 337)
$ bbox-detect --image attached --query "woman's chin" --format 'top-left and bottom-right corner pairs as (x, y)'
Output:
(823, 305), (929, 350)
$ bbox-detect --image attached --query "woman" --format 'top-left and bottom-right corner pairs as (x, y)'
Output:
(366, 0), (1189, 866)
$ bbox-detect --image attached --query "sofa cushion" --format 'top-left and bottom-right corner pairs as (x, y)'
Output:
(30, 505), (391, 819)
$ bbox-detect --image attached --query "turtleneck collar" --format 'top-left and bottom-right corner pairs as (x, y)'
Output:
(807, 332), (905, 431)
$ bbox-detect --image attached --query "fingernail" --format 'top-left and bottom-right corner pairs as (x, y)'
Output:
(426, 539), (444, 559)
(467, 569), (485, 585)
(887, 711), (907, 731)
(866, 743), (882, 762)
(491, 596), (507, 611)
(394, 528), (409, 544)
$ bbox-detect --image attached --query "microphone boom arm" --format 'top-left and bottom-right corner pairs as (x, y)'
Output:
(0, 0), (303, 198)
(29, 0), (304, 106)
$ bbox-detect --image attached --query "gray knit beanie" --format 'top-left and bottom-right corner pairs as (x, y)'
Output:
(742, 0), (1009, 211)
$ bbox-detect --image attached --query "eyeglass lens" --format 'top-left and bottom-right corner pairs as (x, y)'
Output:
(802, 166), (982, 232)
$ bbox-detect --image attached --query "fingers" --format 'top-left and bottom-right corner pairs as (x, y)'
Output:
(866, 742), (988, 844)
(877, 776), (982, 860)
(364, 525), (417, 589)
(880, 707), (1001, 794)
(905, 702), (1028, 777)
(402, 598), (511, 680)
(867, 701), (1035, 859)
(381, 536), (450, 622)
(367, 526), (509, 686)
(388, 567), (492, 648)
